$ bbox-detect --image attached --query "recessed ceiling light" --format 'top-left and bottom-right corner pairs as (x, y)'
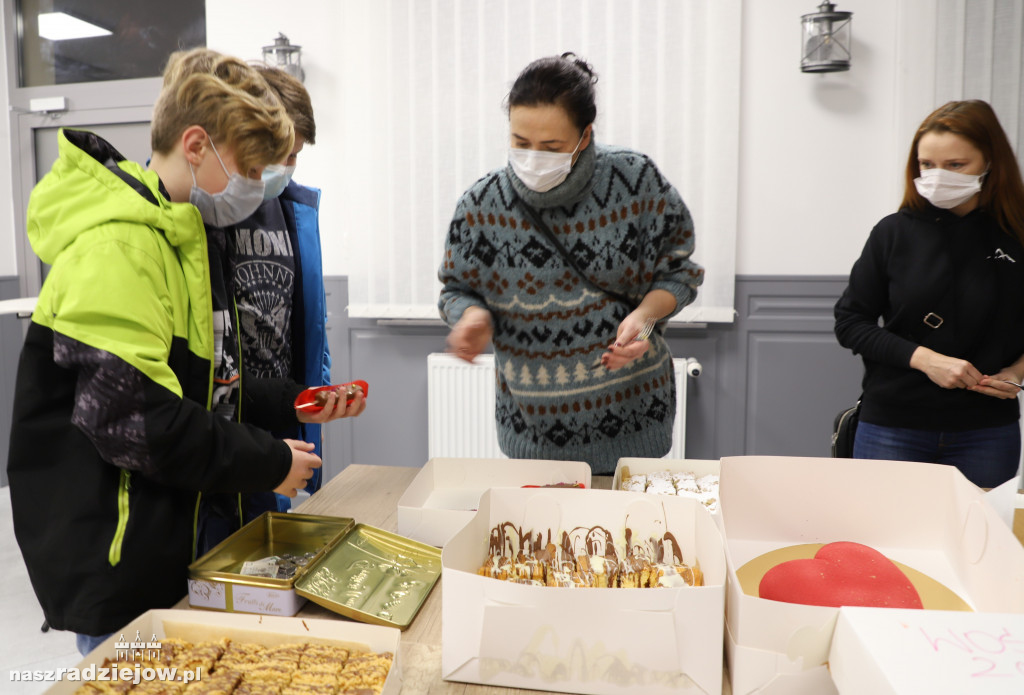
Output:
(38, 12), (112, 41)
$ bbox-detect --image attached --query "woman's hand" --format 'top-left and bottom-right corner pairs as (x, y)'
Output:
(910, 346), (983, 389)
(447, 306), (493, 363)
(296, 385), (367, 423)
(598, 311), (655, 371)
(274, 439), (322, 497)
(972, 371), (1024, 400)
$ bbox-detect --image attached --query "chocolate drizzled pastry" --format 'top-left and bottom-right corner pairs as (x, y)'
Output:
(478, 522), (702, 589)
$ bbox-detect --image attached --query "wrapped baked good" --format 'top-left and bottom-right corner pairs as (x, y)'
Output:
(620, 474), (647, 492)
(646, 478), (676, 495)
(651, 562), (702, 588)
(672, 472), (700, 493)
(619, 555), (653, 588)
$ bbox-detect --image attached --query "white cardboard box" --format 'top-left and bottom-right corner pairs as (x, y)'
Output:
(397, 457), (592, 547)
(719, 455), (1024, 695)
(441, 486), (726, 695)
(42, 609), (402, 694)
(829, 605), (1024, 695)
(613, 457), (721, 524)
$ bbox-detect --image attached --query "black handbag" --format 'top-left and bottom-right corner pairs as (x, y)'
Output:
(831, 399), (860, 458)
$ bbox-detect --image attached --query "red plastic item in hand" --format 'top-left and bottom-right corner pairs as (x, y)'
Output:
(294, 380), (369, 413)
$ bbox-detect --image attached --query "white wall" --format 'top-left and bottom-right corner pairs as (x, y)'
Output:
(204, 0), (942, 280)
(205, 0), (347, 276)
(0, 1), (939, 283)
(737, 0), (937, 276)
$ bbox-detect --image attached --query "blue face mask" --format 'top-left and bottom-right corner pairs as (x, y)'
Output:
(262, 164), (296, 200)
(188, 140), (265, 227)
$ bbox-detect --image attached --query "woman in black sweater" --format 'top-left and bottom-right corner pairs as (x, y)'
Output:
(835, 100), (1024, 487)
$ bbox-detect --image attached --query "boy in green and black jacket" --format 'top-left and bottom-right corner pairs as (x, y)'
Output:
(7, 49), (322, 654)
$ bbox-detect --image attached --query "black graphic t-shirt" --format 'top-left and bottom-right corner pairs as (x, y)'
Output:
(206, 228), (240, 420)
(226, 200), (296, 379)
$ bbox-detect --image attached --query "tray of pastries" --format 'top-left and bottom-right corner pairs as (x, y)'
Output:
(46, 609), (400, 695)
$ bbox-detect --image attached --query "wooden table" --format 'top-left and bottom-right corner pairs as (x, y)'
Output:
(293, 465), (646, 695)
(186, 464), (1024, 694)
(294, 464), (451, 694)
(290, 465), (733, 695)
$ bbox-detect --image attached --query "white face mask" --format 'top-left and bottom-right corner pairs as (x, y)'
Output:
(189, 140), (266, 227)
(509, 132), (586, 193)
(914, 167), (986, 209)
(262, 164), (296, 200)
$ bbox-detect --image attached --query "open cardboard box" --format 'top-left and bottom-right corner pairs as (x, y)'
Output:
(828, 605), (1024, 695)
(43, 609), (402, 694)
(719, 455), (1024, 695)
(613, 457), (721, 525)
(441, 487), (726, 695)
(397, 457), (591, 547)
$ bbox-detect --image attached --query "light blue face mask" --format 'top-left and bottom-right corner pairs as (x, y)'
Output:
(262, 164), (296, 200)
(188, 140), (266, 227)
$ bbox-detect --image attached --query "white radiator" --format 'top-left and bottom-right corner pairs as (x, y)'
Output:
(427, 353), (698, 460)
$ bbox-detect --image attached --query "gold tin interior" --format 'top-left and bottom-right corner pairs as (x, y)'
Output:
(295, 524), (442, 630)
(189, 512), (355, 590)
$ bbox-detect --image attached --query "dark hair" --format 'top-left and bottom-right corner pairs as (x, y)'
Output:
(506, 52), (598, 132)
(901, 99), (1024, 243)
(253, 63), (316, 145)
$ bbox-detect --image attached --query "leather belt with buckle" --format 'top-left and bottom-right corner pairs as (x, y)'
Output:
(923, 312), (944, 329)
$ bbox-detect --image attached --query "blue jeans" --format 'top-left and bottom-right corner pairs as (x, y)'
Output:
(853, 420), (1021, 488)
(76, 631), (112, 656)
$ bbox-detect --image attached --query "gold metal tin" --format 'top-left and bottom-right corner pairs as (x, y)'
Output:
(295, 524), (442, 630)
(189, 512), (355, 591)
(189, 513), (441, 630)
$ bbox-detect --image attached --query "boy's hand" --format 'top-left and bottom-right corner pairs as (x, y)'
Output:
(297, 385), (367, 423)
(274, 439), (322, 497)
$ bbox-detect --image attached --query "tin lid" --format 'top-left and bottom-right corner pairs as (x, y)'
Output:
(295, 523), (442, 630)
(188, 512), (355, 590)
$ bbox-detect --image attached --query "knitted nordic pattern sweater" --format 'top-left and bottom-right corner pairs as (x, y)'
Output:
(438, 143), (703, 473)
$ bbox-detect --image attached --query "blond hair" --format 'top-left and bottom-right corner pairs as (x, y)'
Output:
(253, 64), (316, 144)
(151, 48), (293, 174)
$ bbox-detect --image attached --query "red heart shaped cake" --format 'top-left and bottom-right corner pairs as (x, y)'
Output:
(758, 541), (923, 609)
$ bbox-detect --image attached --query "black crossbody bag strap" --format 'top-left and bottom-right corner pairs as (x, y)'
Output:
(905, 233), (988, 352)
(514, 196), (635, 308)
(907, 279), (959, 347)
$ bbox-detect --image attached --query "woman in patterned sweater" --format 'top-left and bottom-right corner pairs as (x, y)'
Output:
(438, 53), (704, 474)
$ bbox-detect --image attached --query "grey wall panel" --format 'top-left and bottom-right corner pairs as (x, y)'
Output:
(746, 331), (862, 456)
(318, 276), (350, 483)
(0, 278), (25, 487)
(737, 278), (863, 458)
(348, 326), (447, 467)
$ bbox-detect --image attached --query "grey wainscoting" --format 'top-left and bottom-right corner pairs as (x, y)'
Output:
(321, 275), (865, 475)
(0, 277), (28, 487)
(0, 276), (864, 486)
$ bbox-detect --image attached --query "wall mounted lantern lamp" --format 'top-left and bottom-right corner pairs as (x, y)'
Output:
(801, 2), (853, 73)
(262, 33), (305, 82)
